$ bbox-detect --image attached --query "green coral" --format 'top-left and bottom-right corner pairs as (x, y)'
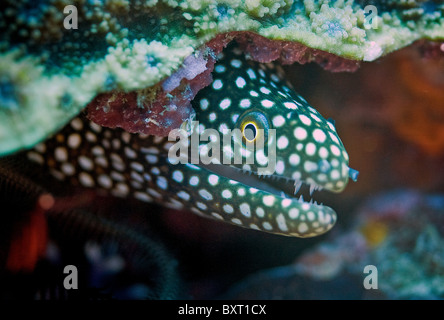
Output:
(1, 0), (443, 155)
(372, 225), (444, 299)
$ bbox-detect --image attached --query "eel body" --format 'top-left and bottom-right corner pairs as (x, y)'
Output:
(24, 45), (357, 237)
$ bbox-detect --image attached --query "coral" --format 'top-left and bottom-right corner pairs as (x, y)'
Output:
(390, 42), (444, 155)
(298, 190), (444, 299)
(1, 0), (443, 155)
(86, 32), (358, 134)
(86, 89), (196, 136)
(85, 33), (229, 135)
(223, 190), (444, 299)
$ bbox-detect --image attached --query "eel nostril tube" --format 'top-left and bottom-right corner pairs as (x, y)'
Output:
(348, 167), (359, 182)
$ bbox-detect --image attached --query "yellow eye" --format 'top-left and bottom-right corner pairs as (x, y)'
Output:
(242, 122), (258, 142)
(236, 111), (270, 146)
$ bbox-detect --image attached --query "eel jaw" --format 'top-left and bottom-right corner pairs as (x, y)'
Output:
(200, 163), (337, 237)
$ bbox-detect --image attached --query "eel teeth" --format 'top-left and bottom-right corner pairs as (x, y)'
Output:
(294, 181), (303, 194)
(309, 184), (317, 197)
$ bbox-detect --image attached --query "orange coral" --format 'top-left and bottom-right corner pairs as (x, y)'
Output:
(390, 43), (444, 156)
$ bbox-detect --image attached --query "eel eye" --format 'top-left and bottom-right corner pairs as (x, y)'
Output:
(243, 122), (258, 142)
(237, 111), (270, 145)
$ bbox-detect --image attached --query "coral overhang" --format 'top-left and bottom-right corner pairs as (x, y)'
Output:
(86, 31), (360, 135)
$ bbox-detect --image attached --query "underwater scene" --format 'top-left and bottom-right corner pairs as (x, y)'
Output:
(0, 0), (443, 301)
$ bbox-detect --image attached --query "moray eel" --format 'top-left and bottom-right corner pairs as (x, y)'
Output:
(24, 45), (358, 238)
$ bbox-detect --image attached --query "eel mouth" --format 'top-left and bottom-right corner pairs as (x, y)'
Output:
(200, 163), (330, 207)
